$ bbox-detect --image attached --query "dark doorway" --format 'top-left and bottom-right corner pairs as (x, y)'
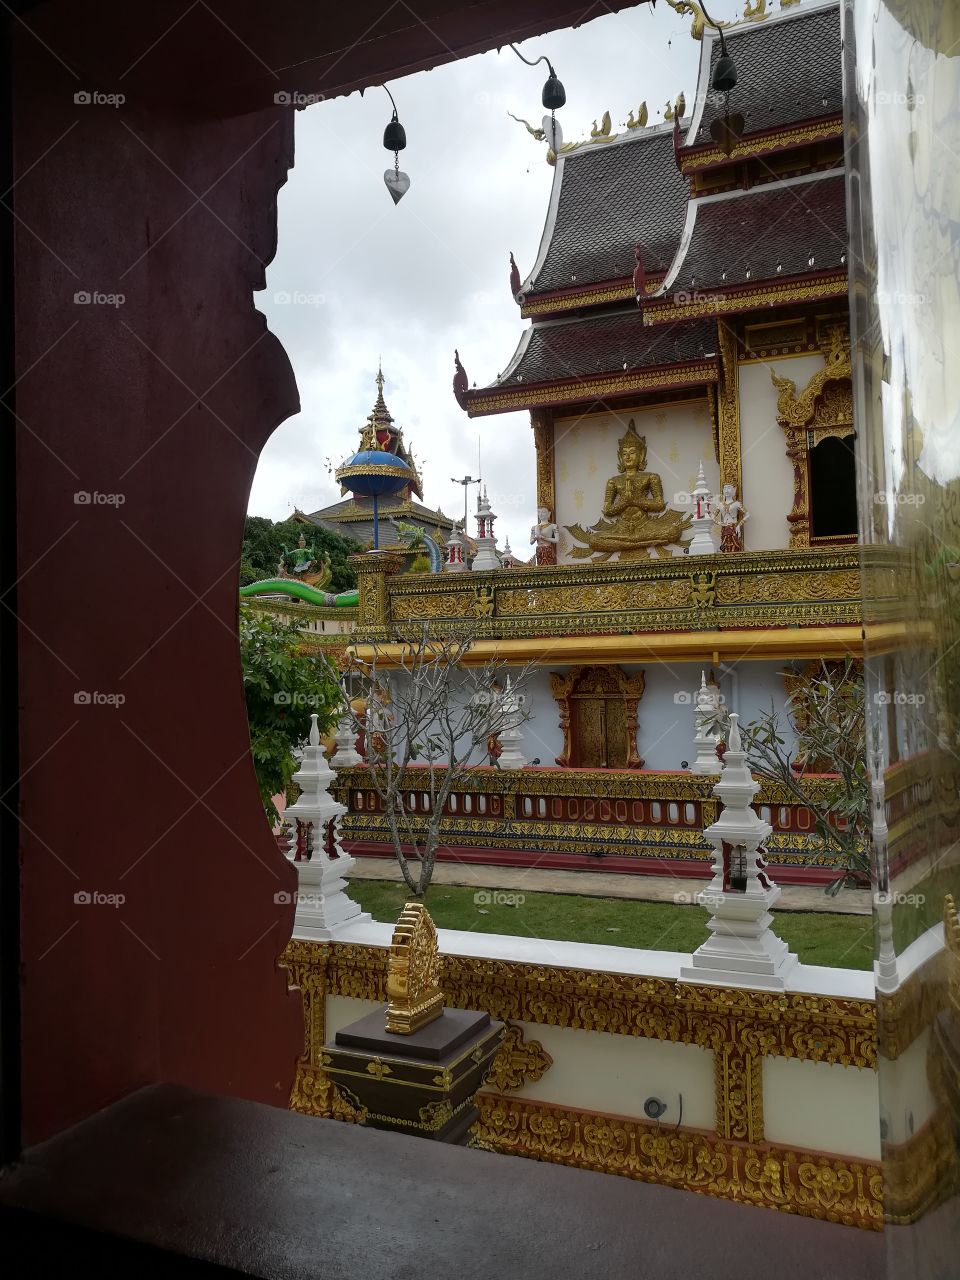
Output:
(809, 435), (858, 540)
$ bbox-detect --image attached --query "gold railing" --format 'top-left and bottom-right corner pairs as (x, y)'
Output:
(350, 546), (908, 647)
(331, 765), (850, 871)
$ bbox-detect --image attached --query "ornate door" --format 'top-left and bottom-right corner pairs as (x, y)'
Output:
(551, 665), (644, 769)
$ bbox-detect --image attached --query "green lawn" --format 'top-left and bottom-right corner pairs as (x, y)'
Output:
(348, 879), (874, 971)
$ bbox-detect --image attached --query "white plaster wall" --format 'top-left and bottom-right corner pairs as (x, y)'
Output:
(738, 353), (824, 552)
(878, 1027), (940, 1145)
(509, 1020), (715, 1128)
(383, 660), (797, 772)
(762, 1056), (881, 1160)
(552, 400), (716, 564)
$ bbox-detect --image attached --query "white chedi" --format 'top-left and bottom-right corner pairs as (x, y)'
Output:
(687, 460), (717, 556)
(690, 671), (723, 776)
(681, 713), (797, 990)
(471, 487), (502, 572)
(496, 676), (528, 769)
(283, 713), (370, 939)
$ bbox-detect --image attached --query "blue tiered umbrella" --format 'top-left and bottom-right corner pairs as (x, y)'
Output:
(335, 449), (416, 549)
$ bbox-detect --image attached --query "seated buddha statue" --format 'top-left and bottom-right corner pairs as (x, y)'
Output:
(566, 421), (691, 559)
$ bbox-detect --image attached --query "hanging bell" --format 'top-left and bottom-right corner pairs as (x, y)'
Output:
(383, 116), (407, 151)
(712, 53), (737, 94)
(542, 71), (566, 111)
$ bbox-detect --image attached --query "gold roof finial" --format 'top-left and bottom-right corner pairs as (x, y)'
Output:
(385, 901), (445, 1034)
(665, 0), (729, 41)
(743, 0), (769, 19)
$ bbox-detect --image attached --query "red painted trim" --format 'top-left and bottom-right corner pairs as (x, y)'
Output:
(343, 840), (842, 886)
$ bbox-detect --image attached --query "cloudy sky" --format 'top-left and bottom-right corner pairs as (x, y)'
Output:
(250, 0), (746, 552)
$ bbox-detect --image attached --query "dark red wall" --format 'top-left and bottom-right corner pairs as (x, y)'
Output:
(13, 40), (306, 1144)
(10, 0), (649, 1146)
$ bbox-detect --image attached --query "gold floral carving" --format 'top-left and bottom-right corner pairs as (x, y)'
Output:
(772, 328), (854, 549)
(531, 410), (556, 562)
(348, 551), (405, 636)
(717, 320), (742, 498)
(883, 1109), (958, 1224)
(369, 546), (878, 645)
(472, 1094), (882, 1230)
(484, 1022), (553, 1092)
(639, 274), (847, 328)
(520, 281), (637, 319)
(284, 939), (879, 1226)
(679, 117), (844, 175)
(549, 665), (645, 768)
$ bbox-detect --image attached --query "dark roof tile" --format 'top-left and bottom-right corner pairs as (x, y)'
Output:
(688, 4), (841, 150)
(525, 126), (688, 297)
(666, 173), (846, 294)
(497, 313), (717, 386)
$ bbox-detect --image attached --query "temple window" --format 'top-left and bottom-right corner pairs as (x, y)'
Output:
(809, 435), (858, 540)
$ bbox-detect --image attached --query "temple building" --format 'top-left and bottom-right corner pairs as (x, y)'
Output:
(294, 366), (457, 559)
(291, 2), (898, 887)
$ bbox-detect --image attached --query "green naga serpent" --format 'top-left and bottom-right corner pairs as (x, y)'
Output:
(240, 535), (359, 607)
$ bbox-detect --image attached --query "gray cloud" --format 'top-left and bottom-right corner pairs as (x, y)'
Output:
(251, 2), (743, 552)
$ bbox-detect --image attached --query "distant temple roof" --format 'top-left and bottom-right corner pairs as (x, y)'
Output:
(519, 124), (689, 312)
(300, 495), (455, 551)
(683, 2), (842, 163)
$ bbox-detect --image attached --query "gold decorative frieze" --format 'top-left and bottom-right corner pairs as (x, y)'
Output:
(484, 1022), (553, 1092)
(640, 273), (847, 327)
(883, 1108), (958, 1224)
(472, 1094), (882, 1230)
(284, 939), (879, 1228)
(465, 361), (718, 418)
(284, 940), (875, 1066)
(717, 320), (742, 499)
(678, 117), (844, 175)
(363, 546), (904, 650)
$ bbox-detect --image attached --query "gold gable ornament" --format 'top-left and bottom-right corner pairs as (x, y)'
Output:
(385, 901), (445, 1034)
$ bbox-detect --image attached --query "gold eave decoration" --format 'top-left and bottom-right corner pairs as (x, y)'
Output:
(640, 272), (848, 327)
(385, 901), (445, 1034)
(678, 117), (844, 175)
(520, 275), (666, 319)
(465, 360), (718, 419)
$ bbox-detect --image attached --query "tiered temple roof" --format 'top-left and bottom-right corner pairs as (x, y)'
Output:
(458, 0), (845, 419)
(518, 124), (689, 316)
(301, 369), (455, 549)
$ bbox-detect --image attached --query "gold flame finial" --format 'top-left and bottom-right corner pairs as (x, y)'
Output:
(385, 901), (445, 1034)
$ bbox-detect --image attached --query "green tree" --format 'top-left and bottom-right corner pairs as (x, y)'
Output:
(240, 516), (362, 592)
(240, 604), (343, 824)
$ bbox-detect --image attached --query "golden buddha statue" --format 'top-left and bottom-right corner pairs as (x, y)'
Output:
(566, 421), (692, 560)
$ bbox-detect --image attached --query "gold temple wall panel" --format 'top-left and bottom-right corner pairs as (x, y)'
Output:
(365, 547), (908, 652)
(283, 938), (881, 1229)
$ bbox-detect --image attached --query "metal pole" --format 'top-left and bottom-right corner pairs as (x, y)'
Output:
(373, 492), (379, 549)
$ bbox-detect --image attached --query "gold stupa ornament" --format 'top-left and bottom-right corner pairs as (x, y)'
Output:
(566, 420), (692, 561)
(385, 902), (445, 1034)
